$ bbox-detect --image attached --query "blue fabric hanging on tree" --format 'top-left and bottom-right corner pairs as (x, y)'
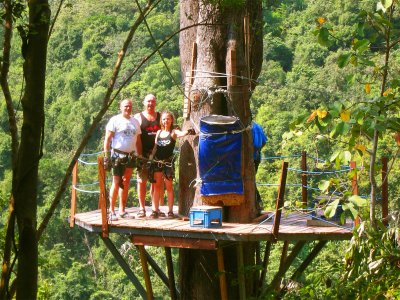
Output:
(199, 115), (243, 196)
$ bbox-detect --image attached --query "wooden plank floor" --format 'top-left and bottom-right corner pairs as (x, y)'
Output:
(72, 206), (354, 243)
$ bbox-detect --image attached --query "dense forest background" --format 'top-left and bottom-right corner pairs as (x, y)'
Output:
(1, 0), (399, 298)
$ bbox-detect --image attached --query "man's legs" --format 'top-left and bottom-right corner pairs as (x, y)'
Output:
(118, 167), (133, 215)
(109, 175), (120, 215)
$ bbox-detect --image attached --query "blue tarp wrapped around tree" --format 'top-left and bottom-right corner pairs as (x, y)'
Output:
(199, 115), (243, 196)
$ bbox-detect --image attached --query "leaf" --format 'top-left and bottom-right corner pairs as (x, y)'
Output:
(316, 16), (326, 26)
(346, 74), (355, 84)
(340, 110), (351, 122)
(353, 39), (370, 54)
(383, 88), (393, 96)
(354, 144), (367, 155)
(316, 109), (328, 119)
(348, 195), (368, 207)
(318, 27), (331, 46)
(377, 0), (393, 12)
(342, 150), (352, 164)
(306, 111), (317, 123)
(324, 199), (340, 219)
(338, 53), (352, 68)
(365, 83), (371, 94)
(376, 2), (385, 12)
(330, 150), (340, 162)
(318, 180), (331, 192)
(368, 258), (384, 271)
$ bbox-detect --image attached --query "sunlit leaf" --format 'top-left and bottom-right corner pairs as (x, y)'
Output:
(354, 144), (366, 155)
(340, 110), (351, 122)
(349, 195), (368, 207)
(365, 83), (371, 94)
(325, 199), (340, 219)
(316, 16), (326, 26)
(316, 109), (328, 119)
(377, 0), (393, 12)
(306, 111), (317, 123)
(377, 1), (386, 12)
(383, 88), (393, 96)
(343, 150), (352, 164)
(369, 258), (384, 271)
(318, 180), (331, 192)
(330, 151), (340, 162)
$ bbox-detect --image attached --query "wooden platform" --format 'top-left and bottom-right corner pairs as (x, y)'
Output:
(72, 206), (354, 247)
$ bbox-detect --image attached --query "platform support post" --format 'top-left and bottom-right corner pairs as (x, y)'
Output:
(262, 241), (306, 297)
(165, 247), (177, 300)
(236, 242), (246, 300)
(216, 247), (228, 300)
(138, 245), (154, 300)
(100, 236), (147, 299)
(290, 240), (327, 281)
(98, 156), (109, 237)
(278, 241), (289, 272)
(273, 161), (288, 239)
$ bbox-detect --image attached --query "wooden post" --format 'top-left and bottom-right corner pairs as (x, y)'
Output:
(138, 245), (154, 300)
(382, 157), (389, 226)
(101, 236), (147, 299)
(165, 247), (177, 300)
(272, 161), (289, 240)
(301, 151), (307, 208)
(69, 161), (78, 228)
(236, 242), (246, 300)
(350, 161), (360, 226)
(279, 241), (289, 272)
(259, 241), (272, 296)
(267, 241), (306, 294)
(216, 247), (228, 300)
(97, 156), (109, 237)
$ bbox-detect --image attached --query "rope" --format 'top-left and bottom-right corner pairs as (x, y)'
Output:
(77, 158), (98, 166)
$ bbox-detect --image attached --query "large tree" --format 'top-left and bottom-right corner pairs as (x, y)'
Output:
(0, 0), (50, 299)
(178, 1), (263, 298)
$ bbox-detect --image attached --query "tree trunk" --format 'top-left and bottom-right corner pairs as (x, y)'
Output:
(178, 1), (262, 298)
(13, 1), (50, 299)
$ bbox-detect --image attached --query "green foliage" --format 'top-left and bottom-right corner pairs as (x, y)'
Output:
(337, 220), (400, 298)
(2, 0), (400, 298)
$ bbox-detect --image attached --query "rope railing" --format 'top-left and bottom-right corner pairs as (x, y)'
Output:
(70, 150), (389, 230)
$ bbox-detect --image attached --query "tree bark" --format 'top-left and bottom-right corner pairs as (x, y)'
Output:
(13, 1), (50, 299)
(178, 1), (262, 298)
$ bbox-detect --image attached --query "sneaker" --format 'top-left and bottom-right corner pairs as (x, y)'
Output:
(109, 213), (118, 221)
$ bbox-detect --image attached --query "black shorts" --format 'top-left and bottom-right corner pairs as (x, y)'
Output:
(111, 152), (136, 176)
(153, 158), (175, 180)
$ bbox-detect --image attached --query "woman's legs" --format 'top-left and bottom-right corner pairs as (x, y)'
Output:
(152, 172), (163, 213)
(165, 178), (174, 213)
